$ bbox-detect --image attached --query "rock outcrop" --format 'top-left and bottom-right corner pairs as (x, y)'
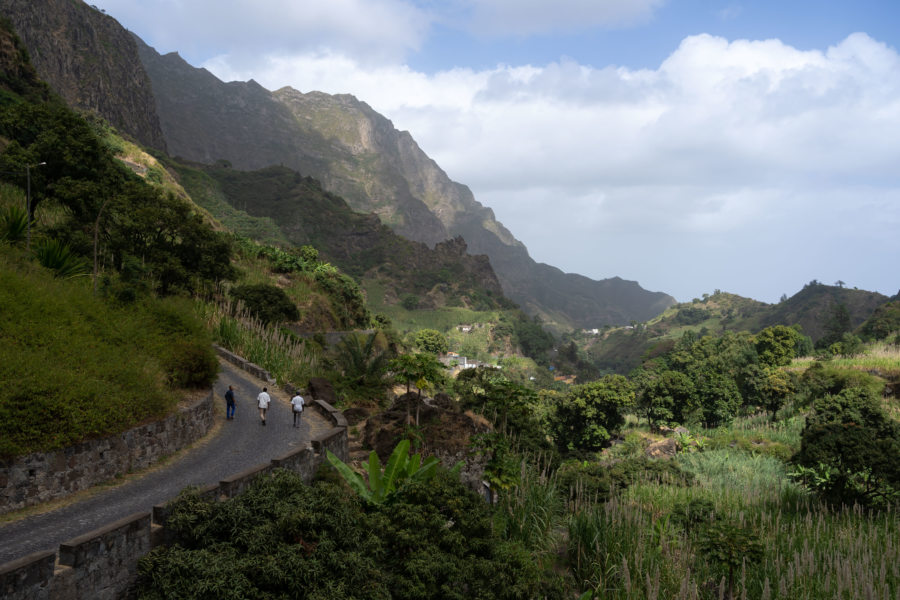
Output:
(0, 0), (166, 150)
(4, 0), (677, 329)
(135, 42), (675, 329)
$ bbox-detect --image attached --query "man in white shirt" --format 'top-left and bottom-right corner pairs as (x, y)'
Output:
(290, 393), (305, 428)
(257, 387), (271, 426)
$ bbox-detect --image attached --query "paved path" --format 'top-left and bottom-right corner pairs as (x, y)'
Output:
(0, 360), (331, 565)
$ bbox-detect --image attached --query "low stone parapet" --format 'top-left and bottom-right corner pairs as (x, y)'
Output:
(0, 346), (349, 599)
(0, 391), (214, 516)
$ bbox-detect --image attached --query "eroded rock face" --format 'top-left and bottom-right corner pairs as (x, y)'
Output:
(135, 37), (675, 330)
(0, 0), (167, 150)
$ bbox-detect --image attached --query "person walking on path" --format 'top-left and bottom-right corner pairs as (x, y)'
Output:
(290, 393), (305, 428)
(257, 387), (271, 426)
(225, 385), (236, 420)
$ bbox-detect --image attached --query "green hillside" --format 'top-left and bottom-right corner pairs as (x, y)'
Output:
(571, 287), (890, 376)
(0, 244), (217, 457)
(174, 161), (512, 314)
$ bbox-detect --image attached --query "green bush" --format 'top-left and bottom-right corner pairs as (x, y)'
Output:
(0, 204), (27, 242)
(138, 469), (565, 600)
(794, 386), (900, 508)
(32, 237), (88, 278)
(230, 282), (299, 324)
(162, 340), (218, 389)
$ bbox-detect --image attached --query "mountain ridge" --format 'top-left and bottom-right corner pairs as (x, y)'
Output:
(1, 0), (677, 331)
(134, 38), (676, 331)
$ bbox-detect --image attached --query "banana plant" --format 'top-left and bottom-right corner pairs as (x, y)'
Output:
(327, 439), (448, 504)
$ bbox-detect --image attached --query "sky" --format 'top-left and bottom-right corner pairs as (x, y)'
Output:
(91, 0), (900, 304)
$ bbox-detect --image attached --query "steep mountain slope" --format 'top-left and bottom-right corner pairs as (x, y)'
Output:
(136, 42), (674, 330)
(4, 0), (676, 330)
(176, 161), (509, 311)
(0, 0), (166, 150)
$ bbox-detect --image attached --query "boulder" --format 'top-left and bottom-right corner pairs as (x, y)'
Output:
(308, 377), (337, 405)
(646, 437), (678, 459)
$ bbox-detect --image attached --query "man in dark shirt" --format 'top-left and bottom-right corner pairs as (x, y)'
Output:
(225, 385), (236, 420)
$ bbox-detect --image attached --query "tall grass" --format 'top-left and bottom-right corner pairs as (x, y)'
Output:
(199, 299), (322, 386)
(494, 460), (563, 553)
(565, 449), (899, 599)
(792, 343), (900, 374)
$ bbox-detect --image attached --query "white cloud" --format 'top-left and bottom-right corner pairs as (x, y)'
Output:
(91, 0), (898, 302)
(207, 32), (900, 302)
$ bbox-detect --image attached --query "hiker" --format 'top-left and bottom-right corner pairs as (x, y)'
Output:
(290, 393), (305, 428)
(257, 387), (271, 426)
(225, 385), (236, 420)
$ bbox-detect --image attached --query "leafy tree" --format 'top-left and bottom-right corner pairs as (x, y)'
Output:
(412, 328), (448, 355)
(229, 283), (299, 324)
(388, 352), (446, 424)
(635, 368), (696, 428)
(858, 300), (900, 341)
(694, 370), (742, 428)
(754, 325), (801, 368)
(332, 331), (393, 402)
(552, 375), (635, 453)
(758, 367), (794, 422)
(513, 314), (555, 360)
(794, 386), (899, 508)
(401, 293), (419, 310)
(817, 302), (852, 348)
(456, 367), (553, 456)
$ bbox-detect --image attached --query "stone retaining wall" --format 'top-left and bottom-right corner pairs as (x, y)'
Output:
(0, 428), (347, 600)
(0, 347), (349, 600)
(0, 391), (215, 515)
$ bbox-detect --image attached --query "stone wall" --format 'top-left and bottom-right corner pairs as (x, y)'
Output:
(0, 347), (349, 600)
(0, 427), (347, 600)
(0, 391), (214, 515)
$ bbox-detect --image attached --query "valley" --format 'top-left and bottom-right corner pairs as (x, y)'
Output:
(0, 2), (898, 599)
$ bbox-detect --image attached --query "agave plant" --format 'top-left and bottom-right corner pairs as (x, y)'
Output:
(0, 205), (28, 242)
(32, 237), (89, 278)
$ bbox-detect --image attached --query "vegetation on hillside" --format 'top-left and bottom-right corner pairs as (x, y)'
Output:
(568, 286), (890, 377)
(0, 246), (216, 457)
(138, 468), (565, 599)
(0, 32), (226, 456)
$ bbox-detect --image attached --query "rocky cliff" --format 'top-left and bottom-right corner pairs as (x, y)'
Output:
(183, 162), (507, 310)
(0, 0), (166, 150)
(4, 0), (676, 330)
(134, 41), (675, 329)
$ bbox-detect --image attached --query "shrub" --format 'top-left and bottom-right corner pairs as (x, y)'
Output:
(138, 469), (565, 600)
(552, 375), (635, 452)
(230, 283), (299, 325)
(794, 386), (900, 508)
(0, 204), (27, 242)
(162, 340), (219, 389)
(32, 237), (88, 278)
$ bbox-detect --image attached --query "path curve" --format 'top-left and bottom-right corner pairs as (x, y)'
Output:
(0, 360), (330, 564)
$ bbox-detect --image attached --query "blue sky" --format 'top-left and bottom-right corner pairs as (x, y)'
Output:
(92, 0), (900, 305)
